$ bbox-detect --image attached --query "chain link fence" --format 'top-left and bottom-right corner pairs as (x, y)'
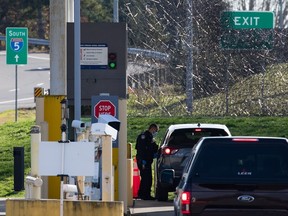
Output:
(123, 0), (288, 117)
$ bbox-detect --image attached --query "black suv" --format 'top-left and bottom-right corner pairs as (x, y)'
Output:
(155, 123), (231, 201)
(174, 136), (288, 216)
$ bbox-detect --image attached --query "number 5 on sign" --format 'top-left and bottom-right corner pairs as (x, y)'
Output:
(6, 27), (28, 65)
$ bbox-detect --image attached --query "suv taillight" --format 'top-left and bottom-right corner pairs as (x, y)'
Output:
(162, 147), (179, 155)
(181, 191), (191, 214)
(232, 138), (259, 142)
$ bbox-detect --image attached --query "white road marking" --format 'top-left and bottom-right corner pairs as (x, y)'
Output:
(9, 89), (20, 92)
(0, 97), (34, 104)
(28, 55), (50, 60)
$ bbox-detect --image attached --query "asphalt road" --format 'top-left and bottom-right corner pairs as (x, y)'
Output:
(0, 51), (50, 113)
(129, 199), (174, 216)
(0, 51), (152, 113)
(0, 199), (5, 215)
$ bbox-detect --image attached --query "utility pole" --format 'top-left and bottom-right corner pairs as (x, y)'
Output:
(50, 0), (67, 95)
(186, 0), (193, 113)
(74, 0), (81, 122)
(278, 0), (284, 63)
(113, 0), (119, 22)
(279, 0), (283, 29)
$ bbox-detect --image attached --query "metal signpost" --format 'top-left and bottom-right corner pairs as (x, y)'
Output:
(220, 11), (275, 114)
(6, 27), (28, 122)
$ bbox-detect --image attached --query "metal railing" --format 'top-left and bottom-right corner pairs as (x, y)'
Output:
(0, 36), (169, 61)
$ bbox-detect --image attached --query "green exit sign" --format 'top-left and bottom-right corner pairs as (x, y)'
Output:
(220, 11), (275, 50)
(6, 27), (28, 65)
(221, 11), (274, 29)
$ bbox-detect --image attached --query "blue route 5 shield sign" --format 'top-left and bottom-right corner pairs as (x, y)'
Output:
(6, 27), (28, 65)
(10, 38), (24, 52)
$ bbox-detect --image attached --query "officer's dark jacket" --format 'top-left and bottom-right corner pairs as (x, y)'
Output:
(136, 130), (158, 164)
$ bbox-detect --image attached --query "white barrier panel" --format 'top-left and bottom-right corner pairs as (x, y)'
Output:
(39, 141), (95, 176)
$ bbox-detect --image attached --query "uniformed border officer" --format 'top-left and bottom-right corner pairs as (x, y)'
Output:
(135, 123), (159, 200)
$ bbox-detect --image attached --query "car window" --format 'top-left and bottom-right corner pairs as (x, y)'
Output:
(183, 151), (195, 174)
(161, 129), (170, 145)
(191, 142), (288, 184)
(167, 128), (229, 148)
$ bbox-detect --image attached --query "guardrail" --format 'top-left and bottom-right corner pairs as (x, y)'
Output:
(0, 36), (169, 61)
(0, 35), (49, 46)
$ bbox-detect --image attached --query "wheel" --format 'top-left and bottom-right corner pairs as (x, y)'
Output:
(156, 182), (169, 201)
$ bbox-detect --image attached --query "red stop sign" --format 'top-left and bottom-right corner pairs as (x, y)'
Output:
(94, 100), (116, 118)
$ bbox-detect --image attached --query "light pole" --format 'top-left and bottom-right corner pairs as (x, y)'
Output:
(74, 0), (81, 123)
(186, 0), (193, 113)
(279, 0), (283, 28)
(113, 0), (119, 22)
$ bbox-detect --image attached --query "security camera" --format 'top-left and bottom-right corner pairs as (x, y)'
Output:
(72, 120), (86, 130)
(26, 176), (43, 187)
(90, 123), (118, 141)
(98, 114), (120, 131)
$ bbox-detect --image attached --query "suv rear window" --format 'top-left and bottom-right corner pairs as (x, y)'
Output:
(191, 142), (288, 184)
(168, 128), (229, 148)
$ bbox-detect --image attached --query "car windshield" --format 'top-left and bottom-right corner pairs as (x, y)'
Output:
(191, 142), (288, 184)
(168, 128), (229, 148)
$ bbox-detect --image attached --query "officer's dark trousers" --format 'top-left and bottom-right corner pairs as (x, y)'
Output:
(137, 162), (152, 199)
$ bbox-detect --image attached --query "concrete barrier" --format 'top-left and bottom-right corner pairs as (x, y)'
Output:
(6, 199), (123, 216)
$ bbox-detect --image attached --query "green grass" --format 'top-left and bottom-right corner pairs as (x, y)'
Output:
(2, 111), (288, 197)
(0, 109), (36, 197)
(1, 62), (288, 197)
(128, 63), (288, 117)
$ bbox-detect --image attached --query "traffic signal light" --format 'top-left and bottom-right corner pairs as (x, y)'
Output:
(108, 52), (117, 69)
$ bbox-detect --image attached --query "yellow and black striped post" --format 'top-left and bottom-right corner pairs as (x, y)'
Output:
(34, 87), (44, 101)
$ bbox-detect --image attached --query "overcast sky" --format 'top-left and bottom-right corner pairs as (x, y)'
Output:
(225, 0), (285, 11)
(224, 0), (287, 28)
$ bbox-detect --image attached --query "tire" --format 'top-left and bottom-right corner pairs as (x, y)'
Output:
(156, 182), (169, 201)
